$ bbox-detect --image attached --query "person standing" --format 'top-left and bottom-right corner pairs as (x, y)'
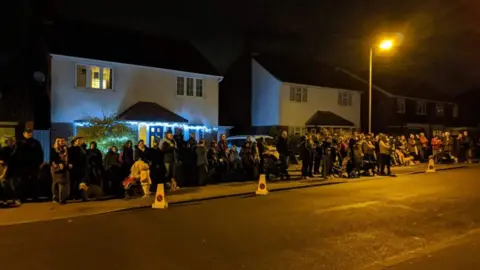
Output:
(379, 134), (392, 176)
(86, 141), (103, 187)
(299, 134), (314, 179)
(196, 139), (208, 186)
(51, 138), (69, 204)
(276, 131), (290, 180)
(104, 146), (122, 196)
(419, 133), (429, 161)
(161, 130), (178, 190)
(13, 128), (44, 202)
(462, 131), (473, 163)
(68, 137), (87, 200)
(119, 140), (134, 180)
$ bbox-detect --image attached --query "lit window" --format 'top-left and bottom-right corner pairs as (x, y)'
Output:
(289, 86), (307, 103)
(396, 98), (405, 114)
(176, 77), (185, 95)
(452, 104), (459, 118)
(415, 101), (427, 115)
(75, 64), (113, 90)
(195, 79), (203, 97)
(103, 68), (112, 89)
(436, 103), (445, 117)
(186, 78), (194, 96)
(338, 92), (352, 106)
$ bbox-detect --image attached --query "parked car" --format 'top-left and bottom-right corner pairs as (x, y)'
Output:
(226, 135), (277, 153)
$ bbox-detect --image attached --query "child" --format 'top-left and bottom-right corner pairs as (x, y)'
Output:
(122, 159), (152, 198)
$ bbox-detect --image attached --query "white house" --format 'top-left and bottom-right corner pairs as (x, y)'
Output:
(49, 21), (224, 146)
(251, 55), (364, 135)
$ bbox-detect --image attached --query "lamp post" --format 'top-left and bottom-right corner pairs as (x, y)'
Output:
(368, 39), (394, 134)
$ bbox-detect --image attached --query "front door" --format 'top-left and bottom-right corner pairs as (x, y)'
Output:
(149, 126), (164, 147)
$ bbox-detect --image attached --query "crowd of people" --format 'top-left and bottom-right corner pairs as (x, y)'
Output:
(0, 127), (477, 207)
(296, 130), (475, 179)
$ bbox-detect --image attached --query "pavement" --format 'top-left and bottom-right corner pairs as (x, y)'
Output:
(0, 162), (474, 226)
(1, 166), (480, 269)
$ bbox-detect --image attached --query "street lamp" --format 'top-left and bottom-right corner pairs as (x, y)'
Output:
(368, 39), (394, 134)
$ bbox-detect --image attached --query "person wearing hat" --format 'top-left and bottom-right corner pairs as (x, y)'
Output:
(11, 128), (44, 202)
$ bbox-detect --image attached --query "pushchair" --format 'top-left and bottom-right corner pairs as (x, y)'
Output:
(263, 152), (282, 181)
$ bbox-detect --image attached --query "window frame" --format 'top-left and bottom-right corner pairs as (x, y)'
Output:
(75, 64), (114, 91)
(415, 101), (427, 115)
(338, 91), (353, 106)
(177, 76), (204, 98)
(396, 98), (406, 114)
(289, 86), (307, 103)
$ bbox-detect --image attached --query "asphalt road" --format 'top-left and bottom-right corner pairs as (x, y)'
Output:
(1, 167), (480, 270)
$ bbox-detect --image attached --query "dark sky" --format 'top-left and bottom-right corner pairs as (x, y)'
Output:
(50, 0), (480, 94)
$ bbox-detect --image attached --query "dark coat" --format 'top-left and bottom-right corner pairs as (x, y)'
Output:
(276, 137), (290, 155)
(104, 151), (121, 170)
(13, 137), (44, 169)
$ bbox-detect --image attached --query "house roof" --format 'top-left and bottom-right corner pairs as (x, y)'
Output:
(337, 68), (453, 102)
(46, 20), (220, 76)
(117, 102), (188, 123)
(253, 54), (367, 91)
(369, 73), (453, 102)
(305, 110), (355, 127)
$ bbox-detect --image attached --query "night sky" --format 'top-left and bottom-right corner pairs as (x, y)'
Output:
(35, 0), (480, 93)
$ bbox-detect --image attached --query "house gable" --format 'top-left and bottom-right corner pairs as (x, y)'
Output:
(251, 59), (281, 126)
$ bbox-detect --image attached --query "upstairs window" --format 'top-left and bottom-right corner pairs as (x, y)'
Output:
(76, 65), (113, 90)
(289, 86), (307, 102)
(338, 92), (352, 106)
(415, 101), (427, 115)
(177, 76), (203, 97)
(435, 103), (445, 117)
(396, 98), (406, 114)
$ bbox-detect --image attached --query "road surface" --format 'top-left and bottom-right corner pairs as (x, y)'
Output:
(1, 167), (480, 270)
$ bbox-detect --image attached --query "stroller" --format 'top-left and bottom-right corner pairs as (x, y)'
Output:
(263, 151), (282, 181)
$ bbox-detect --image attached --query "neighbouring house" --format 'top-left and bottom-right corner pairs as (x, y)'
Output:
(47, 20), (226, 146)
(338, 69), (459, 136)
(247, 54), (365, 135)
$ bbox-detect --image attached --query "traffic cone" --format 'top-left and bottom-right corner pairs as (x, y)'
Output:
(255, 174), (269, 195)
(152, 184), (168, 209)
(426, 156), (436, 173)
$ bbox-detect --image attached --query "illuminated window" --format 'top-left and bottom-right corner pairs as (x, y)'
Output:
(435, 103), (445, 117)
(396, 98), (405, 114)
(415, 101), (427, 115)
(195, 79), (203, 97)
(75, 64), (113, 90)
(90, 66), (101, 89)
(177, 76), (203, 97)
(186, 78), (194, 96)
(338, 92), (352, 106)
(176, 77), (185, 95)
(289, 86), (307, 102)
(452, 104), (459, 118)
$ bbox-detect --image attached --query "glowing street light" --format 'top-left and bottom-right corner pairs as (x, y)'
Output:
(368, 36), (401, 134)
(378, 39), (394, 50)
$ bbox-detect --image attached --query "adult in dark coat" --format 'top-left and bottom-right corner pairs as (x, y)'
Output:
(161, 130), (178, 190)
(299, 135), (314, 179)
(276, 131), (291, 180)
(13, 128), (44, 202)
(86, 141), (103, 186)
(104, 146), (122, 196)
(68, 137), (87, 200)
(120, 140), (134, 180)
